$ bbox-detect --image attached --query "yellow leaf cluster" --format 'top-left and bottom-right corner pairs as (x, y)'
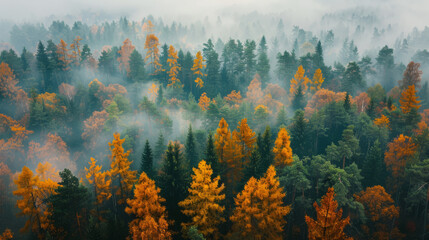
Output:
(311, 68), (325, 92)
(167, 45), (182, 88)
(374, 114), (390, 129)
(85, 158), (112, 205)
(273, 128), (293, 166)
(192, 51), (206, 88)
(144, 34), (162, 74)
(399, 84), (421, 114)
(290, 65), (310, 97)
(198, 92), (211, 111)
(117, 38), (135, 74)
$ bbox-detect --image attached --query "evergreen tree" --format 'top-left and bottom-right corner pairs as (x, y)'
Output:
(276, 107), (288, 128)
(376, 45), (395, 90)
(48, 169), (89, 240)
(256, 36), (270, 85)
(140, 140), (154, 178)
(342, 62), (363, 94)
(36, 41), (49, 91)
(290, 110), (308, 158)
(154, 132), (166, 169)
(158, 143), (188, 236)
(186, 125), (199, 169)
(344, 92), (351, 112)
(205, 133), (219, 177)
(203, 39), (221, 97)
(243, 40), (257, 84)
(156, 85), (164, 105)
(159, 43), (169, 86)
(362, 140), (385, 187)
(257, 126), (273, 174)
(128, 49), (145, 82)
(292, 85), (306, 110)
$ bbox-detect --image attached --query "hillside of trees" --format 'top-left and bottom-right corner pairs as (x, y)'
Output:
(0, 15), (428, 240)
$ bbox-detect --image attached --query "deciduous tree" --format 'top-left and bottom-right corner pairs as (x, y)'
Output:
(273, 127), (293, 166)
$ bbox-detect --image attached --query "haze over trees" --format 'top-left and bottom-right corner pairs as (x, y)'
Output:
(0, 2), (429, 240)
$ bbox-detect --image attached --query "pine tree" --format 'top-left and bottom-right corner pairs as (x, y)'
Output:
(292, 85), (306, 110)
(205, 133), (219, 177)
(179, 160), (225, 239)
(186, 125), (199, 169)
(256, 36), (270, 85)
(290, 110), (308, 158)
(343, 92), (351, 112)
(257, 126), (273, 175)
(203, 39), (221, 97)
(125, 172), (171, 240)
(140, 140), (154, 178)
(128, 49), (145, 82)
(362, 140), (385, 187)
(154, 132), (166, 168)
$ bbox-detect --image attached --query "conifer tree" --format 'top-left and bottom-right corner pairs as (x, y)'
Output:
(205, 133), (219, 177)
(256, 36), (270, 85)
(140, 140), (154, 178)
(186, 125), (199, 168)
(257, 126), (274, 174)
(125, 172), (171, 240)
(179, 160), (225, 239)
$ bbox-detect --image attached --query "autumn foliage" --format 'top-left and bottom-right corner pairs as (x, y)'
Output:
(305, 187), (352, 240)
(399, 85), (421, 114)
(384, 134), (417, 179)
(273, 128), (293, 166)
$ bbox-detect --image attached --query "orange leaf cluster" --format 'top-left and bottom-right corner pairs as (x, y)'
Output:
(117, 38), (135, 74)
(0, 62), (29, 111)
(167, 45), (182, 88)
(354, 92), (370, 113)
(374, 114), (390, 129)
(0, 229), (13, 240)
(399, 85), (421, 114)
(384, 134), (417, 179)
(192, 51), (206, 88)
(198, 92), (211, 111)
(273, 128), (293, 166)
(224, 90), (242, 104)
(57, 39), (72, 71)
(305, 89), (351, 116)
(88, 78), (127, 107)
(0, 113), (33, 155)
(82, 110), (109, 148)
(85, 158), (112, 205)
(311, 68), (325, 92)
(69, 36), (82, 67)
(246, 76), (263, 103)
(290, 65), (311, 97)
(305, 188), (352, 240)
(144, 34), (162, 74)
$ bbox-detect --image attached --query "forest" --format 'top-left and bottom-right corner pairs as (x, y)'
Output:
(0, 3), (429, 240)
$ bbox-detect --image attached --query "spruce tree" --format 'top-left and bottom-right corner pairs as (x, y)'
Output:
(292, 85), (305, 110)
(128, 49), (145, 82)
(186, 125), (199, 169)
(154, 132), (166, 169)
(256, 36), (270, 85)
(362, 140), (384, 187)
(205, 133), (219, 177)
(344, 92), (351, 112)
(290, 110), (308, 158)
(140, 140), (154, 178)
(257, 126), (273, 175)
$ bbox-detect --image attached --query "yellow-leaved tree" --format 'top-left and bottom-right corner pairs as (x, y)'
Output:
(236, 118), (256, 162)
(192, 51), (206, 88)
(399, 84), (421, 114)
(144, 34), (161, 75)
(167, 45), (181, 88)
(230, 166), (290, 239)
(311, 68), (324, 92)
(109, 133), (137, 204)
(273, 127), (293, 166)
(117, 38), (135, 74)
(290, 65), (310, 97)
(125, 172), (171, 240)
(85, 158), (112, 209)
(179, 160), (225, 239)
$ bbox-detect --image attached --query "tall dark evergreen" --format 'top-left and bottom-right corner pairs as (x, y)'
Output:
(128, 49), (145, 82)
(36, 41), (49, 91)
(48, 169), (88, 240)
(203, 39), (221, 97)
(204, 133), (219, 177)
(361, 140), (385, 187)
(140, 140), (154, 178)
(290, 110), (308, 158)
(154, 132), (166, 168)
(292, 85), (306, 110)
(159, 44), (169, 86)
(257, 126), (273, 174)
(185, 125), (198, 169)
(376, 45), (395, 91)
(344, 92), (351, 112)
(342, 62), (363, 94)
(243, 40), (257, 84)
(256, 36), (270, 85)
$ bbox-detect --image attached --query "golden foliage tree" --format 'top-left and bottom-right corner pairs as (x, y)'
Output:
(167, 45), (181, 88)
(374, 114), (390, 129)
(198, 92), (211, 111)
(224, 90), (242, 104)
(273, 127), (293, 166)
(290, 65), (310, 97)
(354, 92), (370, 113)
(230, 166), (290, 240)
(311, 68), (324, 92)
(192, 51), (206, 88)
(305, 187), (353, 240)
(82, 110), (109, 148)
(304, 88), (350, 116)
(214, 118), (230, 163)
(384, 134), (417, 179)
(13, 166), (58, 239)
(236, 118), (256, 160)
(117, 38), (136, 74)
(179, 160), (225, 238)
(246, 76), (263, 104)
(148, 83), (159, 101)
(125, 172), (171, 240)
(0, 62), (28, 112)
(69, 36), (82, 66)
(399, 84), (421, 114)
(57, 39), (71, 71)
(0, 229), (13, 240)
(144, 34), (161, 74)
(85, 157), (112, 206)
(109, 132), (137, 204)
(0, 113), (33, 157)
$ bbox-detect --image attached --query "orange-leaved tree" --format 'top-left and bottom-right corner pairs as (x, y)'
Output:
(0, 229), (13, 240)
(179, 160), (225, 239)
(290, 65), (310, 97)
(69, 36), (82, 66)
(224, 90), (242, 104)
(354, 186), (401, 239)
(305, 187), (353, 240)
(125, 172), (171, 240)
(384, 134), (417, 180)
(192, 51), (206, 88)
(399, 84), (421, 114)
(236, 118), (256, 161)
(374, 114), (390, 129)
(167, 45), (181, 88)
(273, 127), (293, 166)
(144, 34), (161, 75)
(0, 62), (28, 112)
(311, 68), (324, 92)
(198, 92), (211, 111)
(57, 39), (71, 71)
(230, 166), (290, 239)
(117, 38), (135, 74)
(109, 132), (137, 204)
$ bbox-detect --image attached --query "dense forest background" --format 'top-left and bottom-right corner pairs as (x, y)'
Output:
(0, 4), (428, 240)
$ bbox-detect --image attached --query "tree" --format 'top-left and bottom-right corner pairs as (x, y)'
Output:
(354, 186), (401, 239)
(0, 62), (28, 113)
(198, 92), (211, 111)
(399, 61), (422, 90)
(186, 125), (199, 169)
(0, 229), (13, 240)
(85, 158), (112, 206)
(256, 36), (270, 84)
(128, 49), (145, 82)
(257, 126), (274, 175)
(56, 39), (71, 71)
(109, 133), (137, 204)
(361, 140), (385, 187)
(342, 62), (363, 95)
(144, 34), (161, 75)
(311, 68), (324, 92)
(305, 187), (352, 240)
(290, 110), (309, 158)
(376, 45), (395, 90)
(192, 51), (206, 88)
(326, 125), (359, 169)
(273, 128), (293, 166)
(236, 118), (256, 161)
(384, 134), (417, 180)
(125, 172), (171, 240)
(205, 133), (219, 177)
(374, 114), (390, 129)
(244, 40), (257, 83)
(399, 84), (421, 114)
(167, 45), (181, 88)
(290, 65), (310, 98)
(230, 166), (290, 239)
(140, 140), (154, 178)
(203, 39), (221, 97)
(13, 166), (57, 239)
(48, 169), (88, 240)
(36, 41), (49, 90)
(158, 142), (188, 235)
(117, 38), (135, 74)
(154, 132), (166, 168)
(179, 160), (225, 239)
(69, 36), (82, 67)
